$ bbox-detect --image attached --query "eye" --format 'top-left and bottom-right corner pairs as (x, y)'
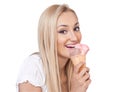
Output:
(74, 26), (80, 32)
(58, 30), (67, 34)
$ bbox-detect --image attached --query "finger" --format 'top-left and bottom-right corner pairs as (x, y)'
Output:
(73, 62), (85, 73)
(77, 72), (90, 86)
(83, 72), (90, 82)
(86, 67), (90, 73)
(79, 67), (89, 77)
(84, 78), (91, 89)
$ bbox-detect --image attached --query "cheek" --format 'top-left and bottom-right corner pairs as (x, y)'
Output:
(76, 32), (82, 42)
(57, 35), (69, 56)
(57, 37), (65, 50)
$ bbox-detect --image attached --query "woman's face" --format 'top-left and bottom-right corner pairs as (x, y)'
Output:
(57, 11), (82, 59)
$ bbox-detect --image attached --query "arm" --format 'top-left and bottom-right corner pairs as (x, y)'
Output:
(18, 82), (42, 92)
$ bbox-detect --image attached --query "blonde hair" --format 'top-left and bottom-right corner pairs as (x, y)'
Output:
(38, 4), (77, 92)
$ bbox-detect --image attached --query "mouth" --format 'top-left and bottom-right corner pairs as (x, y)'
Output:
(65, 44), (75, 48)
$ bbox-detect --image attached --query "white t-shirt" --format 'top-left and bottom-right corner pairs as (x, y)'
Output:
(16, 54), (47, 92)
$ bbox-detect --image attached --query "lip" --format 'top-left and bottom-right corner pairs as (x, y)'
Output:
(65, 45), (77, 57)
(65, 42), (80, 48)
(65, 44), (76, 48)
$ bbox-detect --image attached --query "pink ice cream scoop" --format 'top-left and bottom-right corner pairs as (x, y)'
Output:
(70, 44), (89, 70)
(74, 44), (89, 55)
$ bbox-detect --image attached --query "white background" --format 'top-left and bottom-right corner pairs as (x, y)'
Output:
(0, 0), (120, 92)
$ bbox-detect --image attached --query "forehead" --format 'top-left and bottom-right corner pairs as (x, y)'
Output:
(57, 11), (78, 26)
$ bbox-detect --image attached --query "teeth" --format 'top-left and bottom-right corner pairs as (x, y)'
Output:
(66, 45), (75, 48)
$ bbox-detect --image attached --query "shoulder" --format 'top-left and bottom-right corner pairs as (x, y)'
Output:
(24, 53), (41, 64)
(17, 53), (46, 87)
(21, 54), (43, 73)
(23, 54), (42, 67)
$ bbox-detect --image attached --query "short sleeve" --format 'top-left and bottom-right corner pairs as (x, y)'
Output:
(16, 54), (46, 87)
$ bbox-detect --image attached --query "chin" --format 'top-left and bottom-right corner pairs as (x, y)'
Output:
(58, 52), (70, 59)
(63, 53), (71, 58)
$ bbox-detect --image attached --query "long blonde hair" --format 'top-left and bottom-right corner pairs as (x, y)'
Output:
(38, 4), (77, 92)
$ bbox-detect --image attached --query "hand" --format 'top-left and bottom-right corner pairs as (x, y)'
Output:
(70, 62), (91, 92)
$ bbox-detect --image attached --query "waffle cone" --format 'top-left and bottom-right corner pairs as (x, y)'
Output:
(71, 55), (86, 71)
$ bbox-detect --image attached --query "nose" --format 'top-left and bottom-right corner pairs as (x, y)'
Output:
(69, 31), (77, 41)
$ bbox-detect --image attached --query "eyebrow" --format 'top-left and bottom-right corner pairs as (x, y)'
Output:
(57, 22), (79, 28)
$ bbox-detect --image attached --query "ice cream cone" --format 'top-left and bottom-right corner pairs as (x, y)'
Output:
(69, 44), (89, 71)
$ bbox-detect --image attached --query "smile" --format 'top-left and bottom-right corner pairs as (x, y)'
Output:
(65, 45), (75, 48)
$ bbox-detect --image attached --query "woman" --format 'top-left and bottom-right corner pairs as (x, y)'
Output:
(17, 4), (91, 92)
